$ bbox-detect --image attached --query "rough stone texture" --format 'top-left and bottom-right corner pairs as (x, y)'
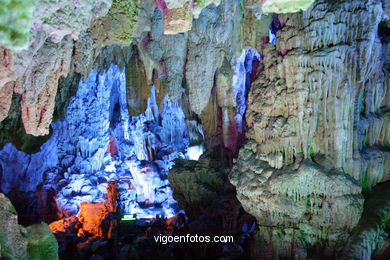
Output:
(168, 155), (232, 218)
(91, 0), (140, 46)
(49, 216), (79, 234)
(260, 0), (315, 13)
(156, 0), (221, 35)
(0, 193), (28, 260)
(0, 48), (16, 122)
(185, 0), (241, 115)
(342, 181), (390, 260)
(0, 139), (58, 194)
(246, 0), (390, 188)
(78, 202), (110, 237)
(26, 223), (59, 260)
(230, 141), (365, 258)
(163, 3), (193, 34)
(0, 0), (113, 136)
(0, 0), (35, 48)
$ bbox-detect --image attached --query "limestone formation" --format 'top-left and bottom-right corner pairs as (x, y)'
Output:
(91, 0), (140, 46)
(260, 0), (315, 14)
(0, 0), (389, 259)
(0, 0), (35, 48)
(245, 0), (390, 188)
(230, 141), (365, 257)
(343, 182), (390, 259)
(0, 0), (113, 136)
(168, 155), (231, 218)
(156, 0), (221, 35)
(26, 223), (59, 260)
(0, 48), (15, 122)
(78, 202), (110, 237)
(0, 193), (28, 260)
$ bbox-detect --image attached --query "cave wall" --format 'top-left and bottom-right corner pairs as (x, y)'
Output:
(0, 0), (389, 259)
(229, 0), (390, 258)
(244, 0), (389, 189)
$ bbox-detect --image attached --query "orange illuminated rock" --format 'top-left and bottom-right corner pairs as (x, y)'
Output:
(49, 216), (79, 234)
(78, 202), (110, 237)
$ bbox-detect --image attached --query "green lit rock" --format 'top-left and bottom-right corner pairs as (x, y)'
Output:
(261, 0), (315, 13)
(0, 0), (35, 48)
(0, 193), (28, 260)
(91, 0), (140, 46)
(26, 223), (59, 260)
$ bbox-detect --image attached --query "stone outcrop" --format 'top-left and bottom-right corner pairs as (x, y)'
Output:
(0, 193), (28, 259)
(0, 193), (59, 260)
(0, 0), (143, 138)
(156, 0), (221, 35)
(0, 0), (35, 48)
(168, 155), (232, 218)
(91, 0), (140, 46)
(78, 202), (111, 237)
(49, 216), (79, 234)
(8, 0), (113, 136)
(0, 49), (16, 122)
(26, 223), (59, 260)
(230, 141), (365, 257)
(260, 0), (315, 13)
(229, 0), (390, 258)
(342, 181), (390, 259)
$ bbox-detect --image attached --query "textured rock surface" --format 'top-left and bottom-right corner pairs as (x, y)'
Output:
(78, 202), (110, 237)
(246, 0), (390, 188)
(91, 0), (140, 46)
(0, 0), (35, 48)
(49, 216), (79, 234)
(26, 223), (59, 260)
(230, 142), (365, 257)
(0, 138), (58, 194)
(343, 181), (390, 259)
(0, 64), (196, 220)
(0, 0), (113, 137)
(229, 0), (390, 257)
(0, 48), (16, 122)
(168, 155), (232, 218)
(157, 0), (221, 34)
(185, 0), (241, 115)
(260, 0), (315, 13)
(0, 193), (28, 260)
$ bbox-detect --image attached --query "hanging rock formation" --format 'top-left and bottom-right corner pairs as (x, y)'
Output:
(260, 0), (315, 13)
(245, 0), (390, 187)
(229, 0), (390, 258)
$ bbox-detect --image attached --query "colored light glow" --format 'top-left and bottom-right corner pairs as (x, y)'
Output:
(187, 145), (204, 160)
(121, 214), (137, 221)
